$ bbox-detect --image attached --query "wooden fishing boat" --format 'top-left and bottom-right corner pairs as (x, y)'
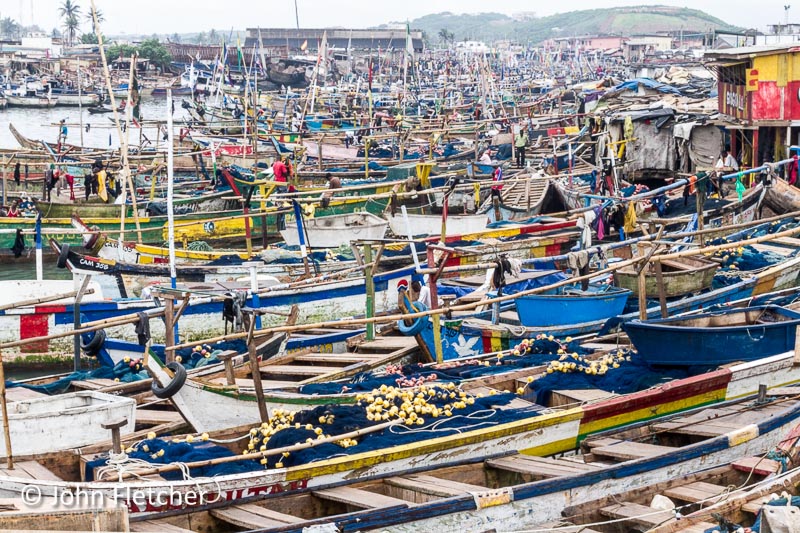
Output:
(4, 94), (57, 108)
(482, 175), (551, 222)
(135, 391), (800, 532)
(0, 264), (416, 356)
(4, 348), (800, 518)
(515, 284), (631, 327)
(553, 177), (766, 234)
(613, 255), (719, 298)
(50, 90), (101, 106)
(386, 212), (488, 237)
(280, 212), (388, 248)
(0, 391), (135, 456)
(765, 176), (800, 214)
(623, 305), (800, 366)
(409, 254), (800, 360)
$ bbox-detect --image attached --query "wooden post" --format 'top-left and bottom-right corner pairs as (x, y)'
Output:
(793, 321), (800, 366)
(654, 259), (668, 319)
(0, 351), (12, 469)
(164, 296), (175, 363)
(73, 274), (92, 371)
(317, 135), (324, 171)
(637, 244), (648, 320)
(2, 155), (6, 207)
(525, 175), (532, 217)
(101, 418), (127, 455)
(696, 181), (705, 244)
(246, 315), (269, 424)
(364, 243), (375, 341)
(364, 138), (370, 180)
(493, 195), (502, 222)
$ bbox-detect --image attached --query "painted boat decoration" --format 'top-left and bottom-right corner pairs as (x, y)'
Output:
(623, 305), (800, 366)
(2, 350), (800, 518)
(386, 213), (488, 237)
(280, 212), (389, 248)
(515, 284), (631, 327)
(613, 255), (719, 298)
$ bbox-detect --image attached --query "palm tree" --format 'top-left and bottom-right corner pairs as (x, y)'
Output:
(85, 7), (103, 34)
(0, 17), (20, 38)
(58, 0), (81, 45)
(438, 28), (454, 46)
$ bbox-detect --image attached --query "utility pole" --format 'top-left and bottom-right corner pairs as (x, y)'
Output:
(294, 0), (300, 30)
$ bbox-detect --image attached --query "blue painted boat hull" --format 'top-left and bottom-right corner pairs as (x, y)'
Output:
(514, 285), (631, 327)
(623, 305), (800, 366)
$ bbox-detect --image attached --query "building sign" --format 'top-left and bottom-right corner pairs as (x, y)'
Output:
(720, 82), (750, 120)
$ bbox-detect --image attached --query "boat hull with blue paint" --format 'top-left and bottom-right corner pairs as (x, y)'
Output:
(623, 305), (800, 366)
(515, 284), (631, 327)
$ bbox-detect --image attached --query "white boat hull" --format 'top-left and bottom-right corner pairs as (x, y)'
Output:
(387, 213), (488, 237)
(281, 213), (388, 248)
(1, 391), (135, 457)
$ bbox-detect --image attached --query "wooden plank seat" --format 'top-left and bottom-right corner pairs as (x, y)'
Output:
(385, 474), (488, 498)
(486, 454), (601, 479)
(292, 354), (383, 364)
(732, 456), (783, 476)
(210, 504), (303, 528)
(134, 409), (184, 425)
(663, 481), (729, 503)
(0, 461), (62, 481)
(313, 486), (410, 509)
(600, 502), (675, 528)
(131, 520), (195, 532)
(591, 441), (676, 461)
(261, 365), (343, 376)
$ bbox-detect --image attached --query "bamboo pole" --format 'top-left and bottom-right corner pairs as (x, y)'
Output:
(364, 243), (375, 341)
(0, 351), (12, 469)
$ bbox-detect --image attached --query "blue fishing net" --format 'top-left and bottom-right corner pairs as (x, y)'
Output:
(5, 358), (148, 395)
(257, 392), (538, 469)
(526, 353), (700, 405)
(299, 337), (590, 396)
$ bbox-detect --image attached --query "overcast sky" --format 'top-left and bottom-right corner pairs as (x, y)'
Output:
(4, 0), (791, 35)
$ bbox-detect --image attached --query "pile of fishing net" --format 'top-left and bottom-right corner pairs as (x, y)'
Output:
(248, 384), (537, 469)
(85, 432), (258, 481)
(299, 335), (590, 395)
(88, 383), (539, 478)
(150, 341), (247, 370)
(703, 495), (800, 533)
(527, 350), (697, 405)
(6, 357), (148, 395)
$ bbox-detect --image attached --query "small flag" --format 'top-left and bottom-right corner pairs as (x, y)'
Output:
(300, 39), (308, 51)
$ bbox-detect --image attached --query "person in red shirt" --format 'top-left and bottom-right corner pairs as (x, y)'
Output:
(272, 157), (288, 191)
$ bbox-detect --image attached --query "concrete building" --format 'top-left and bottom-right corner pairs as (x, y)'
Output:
(244, 28), (424, 53)
(623, 35), (674, 62)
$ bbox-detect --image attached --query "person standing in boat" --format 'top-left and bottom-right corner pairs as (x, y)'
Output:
(320, 173), (341, 208)
(515, 127), (529, 168)
(713, 146), (739, 197)
(272, 157), (289, 230)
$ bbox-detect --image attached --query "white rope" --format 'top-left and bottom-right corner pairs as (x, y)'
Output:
(388, 409), (500, 436)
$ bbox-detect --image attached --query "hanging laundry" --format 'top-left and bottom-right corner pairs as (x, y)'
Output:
(623, 202), (637, 235)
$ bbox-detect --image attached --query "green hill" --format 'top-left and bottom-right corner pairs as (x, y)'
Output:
(395, 6), (740, 44)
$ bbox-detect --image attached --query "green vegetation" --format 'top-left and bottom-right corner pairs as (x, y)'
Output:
(398, 6), (740, 44)
(58, 0), (81, 46)
(108, 39), (172, 70)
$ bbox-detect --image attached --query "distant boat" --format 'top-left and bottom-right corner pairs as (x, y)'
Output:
(614, 255), (718, 298)
(50, 90), (101, 106)
(281, 212), (389, 248)
(4, 94), (57, 108)
(623, 305), (800, 366)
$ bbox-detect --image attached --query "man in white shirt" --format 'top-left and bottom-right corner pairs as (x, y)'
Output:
(716, 148), (739, 171)
(411, 280), (431, 308)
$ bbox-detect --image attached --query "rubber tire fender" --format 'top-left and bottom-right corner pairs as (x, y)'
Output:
(151, 362), (187, 399)
(397, 301), (429, 336)
(80, 329), (106, 355)
(56, 243), (70, 269)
